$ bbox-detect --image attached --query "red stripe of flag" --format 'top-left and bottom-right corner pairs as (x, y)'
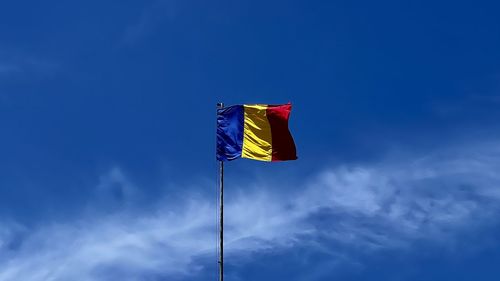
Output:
(266, 103), (298, 161)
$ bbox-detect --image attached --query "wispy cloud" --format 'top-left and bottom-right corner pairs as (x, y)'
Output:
(431, 73), (500, 116)
(1, 141), (500, 280)
(0, 51), (59, 80)
(122, 0), (178, 46)
(0, 64), (22, 75)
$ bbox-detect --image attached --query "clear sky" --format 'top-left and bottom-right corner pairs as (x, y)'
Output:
(1, 0), (500, 280)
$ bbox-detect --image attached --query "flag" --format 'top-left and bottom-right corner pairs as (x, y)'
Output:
(217, 103), (297, 162)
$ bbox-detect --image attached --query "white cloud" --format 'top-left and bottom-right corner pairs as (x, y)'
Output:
(1, 142), (500, 280)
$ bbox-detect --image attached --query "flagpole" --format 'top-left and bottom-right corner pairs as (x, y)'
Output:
(217, 102), (224, 281)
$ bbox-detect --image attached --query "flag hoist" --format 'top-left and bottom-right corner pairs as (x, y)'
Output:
(216, 102), (297, 281)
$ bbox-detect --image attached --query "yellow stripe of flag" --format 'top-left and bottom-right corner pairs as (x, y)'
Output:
(241, 105), (273, 161)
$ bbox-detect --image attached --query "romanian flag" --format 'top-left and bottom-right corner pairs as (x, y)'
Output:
(217, 103), (297, 162)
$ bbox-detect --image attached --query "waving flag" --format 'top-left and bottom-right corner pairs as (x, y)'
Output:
(217, 103), (297, 162)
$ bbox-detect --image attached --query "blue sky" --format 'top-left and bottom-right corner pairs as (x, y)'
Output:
(1, 0), (500, 280)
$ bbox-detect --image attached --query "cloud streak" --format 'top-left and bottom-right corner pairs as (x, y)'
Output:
(0, 51), (59, 80)
(1, 141), (500, 280)
(121, 0), (178, 46)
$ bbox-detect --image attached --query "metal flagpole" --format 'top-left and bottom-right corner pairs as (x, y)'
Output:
(217, 102), (224, 281)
